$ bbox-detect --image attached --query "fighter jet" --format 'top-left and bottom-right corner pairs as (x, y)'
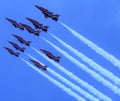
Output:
(40, 49), (61, 62)
(35, 5), (59, 21)
(4, 47), (20, 57)
(29, 59), (47, 71)
(19, 23), (40, 36)
(6, 18), (19, 27)
(12, 34), (31, 46)
(8, 41), (25, 52)
(26, 17), (49, 32)
(5, 18), (24, 30)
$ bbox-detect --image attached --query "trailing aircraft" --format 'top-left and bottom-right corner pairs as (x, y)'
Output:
(26, 17), (49, 32)
(40, 49), (61, 62)
(8, 41), (25, 52)
(19, 23), (40, 36)
(12, 34), (31, 46)
(5, 18), (24, 30)
(29, 59), (47, 71)
(4, 47), (20, 57)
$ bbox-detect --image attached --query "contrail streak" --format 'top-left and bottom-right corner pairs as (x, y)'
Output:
(42, 38), (120, 96)
(49, 32), (120, 86)
(26, 53), (99, 101)
(59, 21), (120, 70)
(31, 46), (112, 101)
(20, 57), (85, 101)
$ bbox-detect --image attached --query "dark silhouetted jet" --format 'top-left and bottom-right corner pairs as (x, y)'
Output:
(26, 17), (49, 32)
(12, 34), (31, 46)
(8, 41), (25, 52)
(6, 18), (19, 27)
(35, 5), (59, 21)
(4, 47), (20, 57)
(5, 18), (24, 30)
(19, 23), (40, 36)
(40, 49), (61, 62)
(29, 59), (47, 71)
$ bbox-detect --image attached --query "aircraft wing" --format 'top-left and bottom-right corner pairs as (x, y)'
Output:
(44, 14), (48, 18)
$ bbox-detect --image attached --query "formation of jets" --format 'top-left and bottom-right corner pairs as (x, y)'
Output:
(19, 23), (41, 36)
(26, 17), (49, 32)
(4, 5), (60, 71)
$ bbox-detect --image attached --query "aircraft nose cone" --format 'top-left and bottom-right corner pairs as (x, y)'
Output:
(3, 47), (7, 49)
(35, 5), (42, 9)
(29, 59), (32, 61)
(8, 41), (14, 45)
(5, 18), (9, 20)
(35, 5), (38, 8)
(8, 41), (11, 43)
(29, 59), (34, 63)
(26, 17), (30, 20)
(40, 49), (44, 51)
(12, 34), (16, 37)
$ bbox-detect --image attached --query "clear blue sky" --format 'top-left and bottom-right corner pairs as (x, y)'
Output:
(0, 0), (120, 101)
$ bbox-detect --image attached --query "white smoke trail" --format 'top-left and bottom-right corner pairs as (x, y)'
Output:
(59, 21), (120, 70)
(49, 32), (120, 86)
(20, 57), (85, 101)
(42, 38), (120, 96)
(27, 54), (99, 101)
(26, 53), (99, 101)
(31, 46), (112, 101)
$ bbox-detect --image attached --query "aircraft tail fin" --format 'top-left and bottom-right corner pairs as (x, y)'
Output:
(55, 56), (61, 62)
(34, 30), (40, 36)
(42, 26), (49, 32)
(25, 41), (31, 46)
(52, 15), (59, 21)
(42, 66), (47, 71)
(15, 52), (20, 57)
(20, 48), (25, 52)
(54, 14), (60, 17)
(44, 26), (49, 29)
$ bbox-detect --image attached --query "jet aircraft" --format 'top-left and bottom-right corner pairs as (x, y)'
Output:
(35, 5), (59, 21)
(29, 59), (47, 71)
(40, 49), (61, 62)
(4, 47), (20, 57)
(5, 18), (24, 30)
(8, 41), (25, 52)
(12, 34), (31, 46)
(19, 23), (40, 36)
(26, 17), (49, 32)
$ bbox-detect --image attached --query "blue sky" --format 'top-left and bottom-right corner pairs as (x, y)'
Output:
(0, 0), (120, 101)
